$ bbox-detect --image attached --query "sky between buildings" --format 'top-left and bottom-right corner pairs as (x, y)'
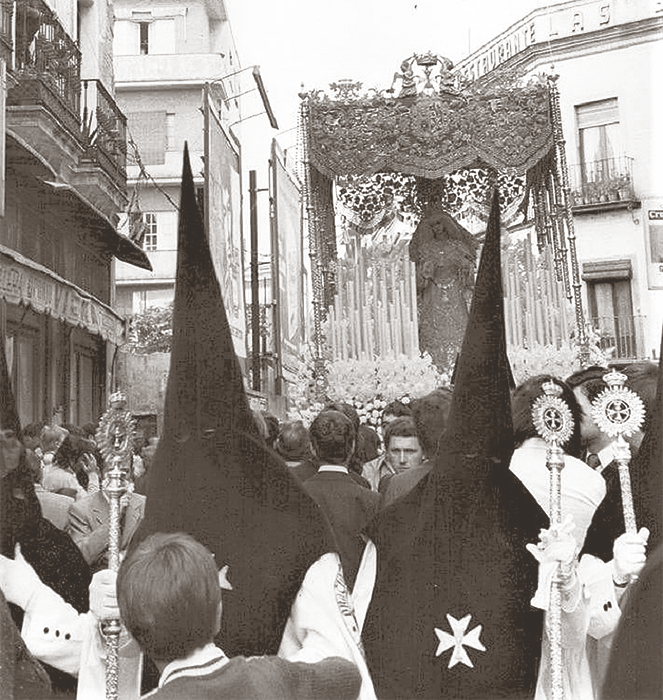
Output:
(224, 0), (552, 138)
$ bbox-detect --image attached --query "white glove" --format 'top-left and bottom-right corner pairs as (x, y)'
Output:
(527, 515), (578, 571)
(527, 515), (579, 610)
(0, 543), (42, 610)
(89, 569), (119, 621)
(612, 527), (649, 585)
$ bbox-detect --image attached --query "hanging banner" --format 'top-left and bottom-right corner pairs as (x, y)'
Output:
(272, 141), (304, 375)
(203, 84), (247, 360)
(0, 247), (125, 345)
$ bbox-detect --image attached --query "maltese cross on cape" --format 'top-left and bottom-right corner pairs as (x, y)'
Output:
(435, 613), (486, 668)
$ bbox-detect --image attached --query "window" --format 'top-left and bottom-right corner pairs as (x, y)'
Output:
(143, 213), (158, 251)
(139, 22), (149, 54)
(583, 260), (637, 359)
(166, 113), (176, 151)
(576, 99), (622, 182)
(127, 112), (167, 165)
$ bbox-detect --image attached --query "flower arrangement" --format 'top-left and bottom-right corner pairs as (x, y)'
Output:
(508, 325), (612, 385)
(287, 352), (448, 427)
(327, 353), (448, 427)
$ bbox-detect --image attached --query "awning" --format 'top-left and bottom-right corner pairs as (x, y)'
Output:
(6, 130), (152, 271)
(0, 243), (126, 346)
(41, 180), (153, 271)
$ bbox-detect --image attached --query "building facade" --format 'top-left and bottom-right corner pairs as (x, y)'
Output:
(112, 0), (242, 316)
(1, 0), (149, 427)
(457, 0), (663, 361)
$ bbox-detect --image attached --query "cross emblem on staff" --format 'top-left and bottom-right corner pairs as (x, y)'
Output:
(542, 407), (563, 433)
(605, 398), (631, 424)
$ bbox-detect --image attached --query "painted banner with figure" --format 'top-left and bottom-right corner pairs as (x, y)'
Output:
(204, 85), (247, 360)
(271, 140), (306, 377)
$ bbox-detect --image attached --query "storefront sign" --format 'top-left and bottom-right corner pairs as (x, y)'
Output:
(456, 0), (639, 82)
(0, 250), (125, 345)
(647, 210), (663, 289)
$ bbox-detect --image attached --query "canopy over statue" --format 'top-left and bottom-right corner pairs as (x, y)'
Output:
(299, 53), (587, 378)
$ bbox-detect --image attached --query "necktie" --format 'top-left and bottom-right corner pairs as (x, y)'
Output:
(587, 453), (601, 470)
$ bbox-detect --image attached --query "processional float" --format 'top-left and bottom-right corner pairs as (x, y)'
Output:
(298, 52), (588, 380)
(96, 391), (136, 700)
(299, 54), (588, 700)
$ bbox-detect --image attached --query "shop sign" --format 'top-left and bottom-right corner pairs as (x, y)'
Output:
(0, 253), (125, 345)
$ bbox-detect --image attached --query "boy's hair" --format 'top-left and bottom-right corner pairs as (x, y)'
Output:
(117, 532), (222, 663)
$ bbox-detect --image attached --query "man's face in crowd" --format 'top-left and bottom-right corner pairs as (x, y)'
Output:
(0, 429), (23, 471)
(386, 436), (423, 474)
(573, 387), (608, 453)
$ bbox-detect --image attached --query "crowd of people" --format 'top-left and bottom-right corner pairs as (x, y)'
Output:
(1, 157), (660, 700)
(0, 360), (659, 699)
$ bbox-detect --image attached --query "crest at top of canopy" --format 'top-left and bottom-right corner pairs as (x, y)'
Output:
(299, 59), (555, 180)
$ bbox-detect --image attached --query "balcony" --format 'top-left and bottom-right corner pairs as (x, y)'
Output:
(81, 79), (127, 184)
(9, 0), (82, 136)
(7, 0), (128, 216)
(569, 156), (639, 213)
(590, 314), (646, 361)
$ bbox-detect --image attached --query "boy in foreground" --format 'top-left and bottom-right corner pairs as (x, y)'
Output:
(117, 532), (362, 700)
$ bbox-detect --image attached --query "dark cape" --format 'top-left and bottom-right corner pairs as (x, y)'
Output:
(136, 146), (333, 657)
(362, 192), (547, 699)
(600, 323), (663, 698)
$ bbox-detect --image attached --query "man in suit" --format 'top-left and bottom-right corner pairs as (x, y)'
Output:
(67, 461), (145, 573)
(302, 410), (380, 591)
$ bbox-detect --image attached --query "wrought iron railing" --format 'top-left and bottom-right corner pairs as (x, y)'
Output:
(589, 314), (645, 360)
(0, 0), (13, 61)
(570, 155), (636, 206)
(10, 0), (81, 130)
(81, 79), (127, 182)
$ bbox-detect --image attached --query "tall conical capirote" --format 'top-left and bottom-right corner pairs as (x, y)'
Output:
(139, 145), (332, 656)
(437, 189), (514, 468)
(362, 189), (547, 698)
(630, 324), (663, 551)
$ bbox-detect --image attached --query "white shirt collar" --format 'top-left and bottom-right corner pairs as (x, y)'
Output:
(159, 643), (228, 688)
(318, 464), (349, 474)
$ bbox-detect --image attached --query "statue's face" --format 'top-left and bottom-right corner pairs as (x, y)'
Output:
(112, 425), (126, 450)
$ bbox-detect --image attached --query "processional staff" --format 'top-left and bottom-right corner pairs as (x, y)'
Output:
(531, 379), (575, 700)
(590, 368), (645, 536)
(95, 391), (136, 700)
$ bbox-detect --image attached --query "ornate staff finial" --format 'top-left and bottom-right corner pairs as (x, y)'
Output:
(96, 390), (136, 700)
(531, 378), (573, 700)
(591, 369), (645, 536)
(532, 378), (574, 448)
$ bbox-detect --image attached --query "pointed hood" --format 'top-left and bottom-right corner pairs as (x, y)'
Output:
(139, 146), (332, 656)
(161, 142), (258, 444)
(362, 189), (546, 699)
(438, 190), (514, 468)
